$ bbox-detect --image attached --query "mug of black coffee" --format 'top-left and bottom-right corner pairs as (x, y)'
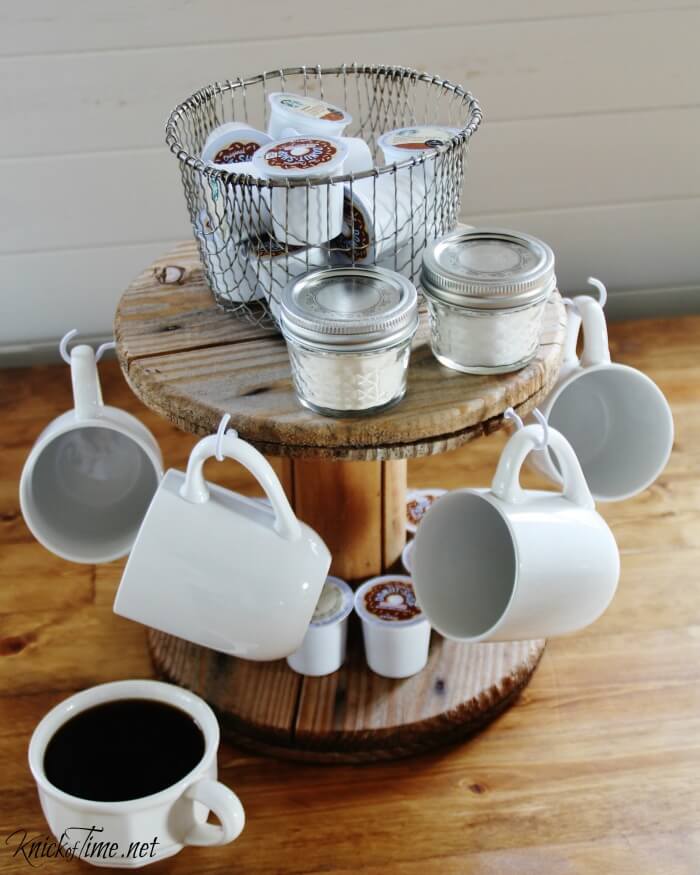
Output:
(28, 680), (244, 868)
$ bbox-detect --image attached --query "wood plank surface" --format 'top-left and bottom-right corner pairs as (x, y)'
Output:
(0, 314), (699, 872)
(114, 241), (567, 459)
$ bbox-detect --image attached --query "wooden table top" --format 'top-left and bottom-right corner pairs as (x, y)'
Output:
(114, 241), (567, 459)
(2, 313), (699, 874)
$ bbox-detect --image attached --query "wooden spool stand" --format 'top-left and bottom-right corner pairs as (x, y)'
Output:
(115, 242), (567, 762)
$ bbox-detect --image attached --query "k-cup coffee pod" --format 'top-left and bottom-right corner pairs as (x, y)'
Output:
(377, 125), (459, 165)
(354, 575), (431, 679)
(253, 136), (348, 245)
(378, 125), (459, 200)
(406, 488), (447, 534)
(201, 123), (272, 174)
(200, 124), (272, 243)
(333, 175), (433, 266)
(267, 92), (351, 139)
(340, 137), (373, 174)
(240, 234), (328, 321)
(286, 576), (354, 676)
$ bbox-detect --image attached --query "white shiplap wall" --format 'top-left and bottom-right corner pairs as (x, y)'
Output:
(1, 1), (699, 349)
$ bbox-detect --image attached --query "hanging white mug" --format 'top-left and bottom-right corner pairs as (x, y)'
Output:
(529, 294), (673, 501)
(114, 431), (331, 660)
(411, 424), (620, 642)
(19, 341), (162, 564)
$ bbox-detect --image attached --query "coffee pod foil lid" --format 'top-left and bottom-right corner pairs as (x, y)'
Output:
(201, 124), (271, 167)
(422, 227), (556, 310)
(379, 125), (459, 152)
(253, 136), (348, 178)
(280, 265), (418, 351)
(354, 576), (426, 626)
(310, 576), (354, 627)
(269, 92), (352, 127)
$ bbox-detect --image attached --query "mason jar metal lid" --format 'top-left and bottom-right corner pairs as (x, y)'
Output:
(280, 266), (419, 352)
(422, 228), (556, 309)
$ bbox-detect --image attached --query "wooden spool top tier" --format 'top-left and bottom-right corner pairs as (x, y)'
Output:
(115, 241), (567, 460)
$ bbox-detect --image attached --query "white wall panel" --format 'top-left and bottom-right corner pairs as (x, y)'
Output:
(1, 2), (698, 347)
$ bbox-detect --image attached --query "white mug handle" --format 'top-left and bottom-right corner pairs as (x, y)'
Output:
(182, 778), (245, 847)
(179, 432), (302, 542)
(70, 345), (104, 421)
(574, 295), (611, 368)
(491, 423), (595, 510)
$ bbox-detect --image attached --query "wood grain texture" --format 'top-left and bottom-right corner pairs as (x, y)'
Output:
(148, 626), (545, 763)
(2, 314), (700, 872)
(114, 241), (567, 459)
(292, 458), (385, 582)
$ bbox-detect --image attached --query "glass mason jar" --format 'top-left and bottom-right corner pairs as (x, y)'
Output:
(280, 266), (419, 417)
(422, 228), (556, 374)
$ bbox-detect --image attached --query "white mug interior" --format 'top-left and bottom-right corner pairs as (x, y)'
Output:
(412, 490), (517, 640)
(545, 364), (673, 501)
(21, 424), (160, 563)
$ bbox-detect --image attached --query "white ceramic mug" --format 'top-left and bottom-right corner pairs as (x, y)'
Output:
(529, 295), (674, 501)
(28, 680), (244, 868)
(412, 424), (620, 642)
(19, 344), (162, 564)
(114, 431), (331, 660)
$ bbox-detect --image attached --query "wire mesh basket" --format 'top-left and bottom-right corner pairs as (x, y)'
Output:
(166, 64), (482, 329)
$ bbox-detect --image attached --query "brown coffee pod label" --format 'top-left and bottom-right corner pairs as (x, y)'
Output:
(213, 140), (262, 165)
(277, 95), (346, 122)
(337, 194), (371, 260)
(388, 127), (455, 150)
(364, 580), (421, 622)
(406, 492), (441, 526)
(264, 138), (337, 171)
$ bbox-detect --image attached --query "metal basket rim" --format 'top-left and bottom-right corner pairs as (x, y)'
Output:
(165, 63), (483, 188)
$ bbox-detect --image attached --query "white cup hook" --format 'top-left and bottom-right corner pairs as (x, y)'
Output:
(59, 329), (116, 364)
(586, 276), (608, 308)
(504, 406), (525, 432)
(563, 277), (607, 316)
(504, 406), (549, 451)
(215, 413), (237, 462)
(59, 329), (79, 364)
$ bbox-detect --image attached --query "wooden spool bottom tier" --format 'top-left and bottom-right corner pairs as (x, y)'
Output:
(148, 626), (545, 763)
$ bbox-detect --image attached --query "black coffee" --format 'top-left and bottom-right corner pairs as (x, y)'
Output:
(43, 699), (205, 802)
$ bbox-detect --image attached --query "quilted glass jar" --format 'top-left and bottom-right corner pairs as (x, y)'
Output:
(421, 228), (556, 374)
(280, 266), (419, 417)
